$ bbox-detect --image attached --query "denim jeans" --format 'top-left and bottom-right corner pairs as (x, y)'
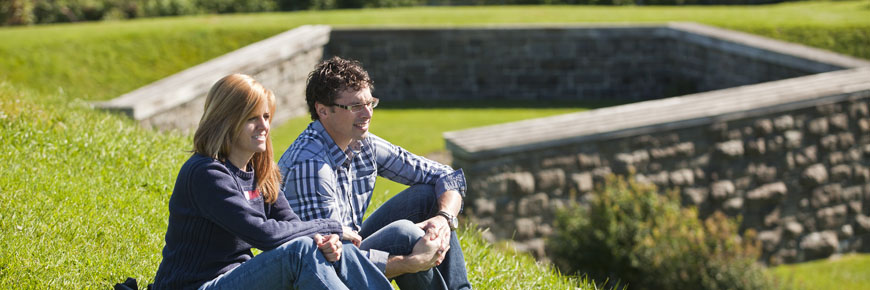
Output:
(199, 236), (392, 290)
(359, 184), (472, 290)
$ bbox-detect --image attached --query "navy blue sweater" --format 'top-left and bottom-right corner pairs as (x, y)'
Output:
(152, 154), (342, 290)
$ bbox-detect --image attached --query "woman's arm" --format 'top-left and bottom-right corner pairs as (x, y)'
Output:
(191, 161), (342, 250)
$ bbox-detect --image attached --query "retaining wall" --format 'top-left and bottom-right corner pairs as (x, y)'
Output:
(445, 68), (870, 264)
(98, 25), (331, 132)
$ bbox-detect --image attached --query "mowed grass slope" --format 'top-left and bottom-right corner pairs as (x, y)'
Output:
(1, 1), (869, 103)
(2, 1), (870, 288)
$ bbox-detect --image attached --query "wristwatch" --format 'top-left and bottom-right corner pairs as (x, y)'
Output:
(437, 210), (459, 231)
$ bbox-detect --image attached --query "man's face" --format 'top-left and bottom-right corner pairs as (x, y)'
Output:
(320, 87), (374, 148)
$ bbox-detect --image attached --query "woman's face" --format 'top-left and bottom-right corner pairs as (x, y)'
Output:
(232, 101), (270, 158)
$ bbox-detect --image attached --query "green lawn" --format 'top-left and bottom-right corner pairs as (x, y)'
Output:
(1, 2), (869, 103)
(772, 254), (870, 290)
(3, 1), (870, 288)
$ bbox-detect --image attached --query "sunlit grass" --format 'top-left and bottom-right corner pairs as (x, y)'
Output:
(772, 253), (870, 290)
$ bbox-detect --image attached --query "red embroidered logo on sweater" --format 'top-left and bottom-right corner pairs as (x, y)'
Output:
(245, 189), (260, 200)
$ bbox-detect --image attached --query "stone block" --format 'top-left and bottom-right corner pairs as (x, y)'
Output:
(764, 208), (781, 227)
(820, 135), (839, 151)
(749, 163), (778, 183)
(795, 146), (818, 167)
(801, 164), (828, 187)
(847, 201), (862, 215)
(682, 187), (708, 206)
(577, 153), (601, 169)
(784, 130), (803, 149)
(536, 169), (565, 192)
(856, 214), (870, 234)
(715, 140), (744, 158)
(518, 193), (549, 217)
(785, 221), (804, 237)
(829, 113), (849, 131)
(800, 231), (837, 260)
(830, 165), (852, 182)
(849, 102), (869, 118)
(774, 115), (794, 131)
(746, 137), (766, 155)
(758, 229), (782, 252)
(515, 218), (537, 240)
(571, 172), (594, 192)
(840, 224), (854, 239)
(828, 152), (845, 165)
(474, 198), (496, 217)
(755, 119), (774, 135)
(856, 165), (870, 182)
(507, 172), (535, 196)
(724, 197), (744, 213)
(842, 186), (862, 201)
(859, 119), (870, 132)
(811, 184), (842, 208)
(808, 117), (829, 135)
(838, 132), (855, 149)
(746, 182), (787, 203)
(767, 136), (784, 153)
(816, 205), (848, 230)
(669, 169), (694, 186)
(711, 180), (736, 200)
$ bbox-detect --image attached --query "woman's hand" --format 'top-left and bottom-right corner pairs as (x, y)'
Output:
(313, 234), (342, 262)
(342, 227), (362, 247)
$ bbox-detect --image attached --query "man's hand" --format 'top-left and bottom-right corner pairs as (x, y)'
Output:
(407, 230), (443, 273)
(417, 216), (451, 264)
(313, 233), (342, 262)
(342, 226), (362, 247)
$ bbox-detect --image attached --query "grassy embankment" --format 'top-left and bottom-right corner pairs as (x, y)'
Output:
(2, 1), (869, 288)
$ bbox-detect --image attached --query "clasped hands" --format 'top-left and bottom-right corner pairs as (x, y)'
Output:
(313, 227), (362, 262)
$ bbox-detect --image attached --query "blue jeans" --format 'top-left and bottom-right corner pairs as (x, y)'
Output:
(359, 184), (472, 290)
(199, 236), (392, 290)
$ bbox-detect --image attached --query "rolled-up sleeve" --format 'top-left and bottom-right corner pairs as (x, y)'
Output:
(435, 168), (467, 199)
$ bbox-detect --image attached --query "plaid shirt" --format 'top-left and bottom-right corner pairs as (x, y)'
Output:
(278, 120), (467, 232)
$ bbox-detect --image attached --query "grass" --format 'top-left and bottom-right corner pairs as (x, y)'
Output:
(772, 254), (870, 290)
(1, 2), (869, 102)
(3, 1), (870, 288)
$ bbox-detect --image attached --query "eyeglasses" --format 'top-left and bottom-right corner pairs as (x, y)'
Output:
(330, 98), (379, 113)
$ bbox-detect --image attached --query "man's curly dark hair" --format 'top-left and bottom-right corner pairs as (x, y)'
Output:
(305, 56), (374, 120)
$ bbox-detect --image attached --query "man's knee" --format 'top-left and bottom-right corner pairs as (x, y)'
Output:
(405, 184), (437, 208)
(386, 220), (425, 241)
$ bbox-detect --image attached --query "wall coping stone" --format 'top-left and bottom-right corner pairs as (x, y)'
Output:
(666, 22), (870, 72)
(96, 25), (331, 121)
(445, 67), (870, 161)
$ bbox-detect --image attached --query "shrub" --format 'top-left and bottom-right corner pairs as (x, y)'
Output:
(548, 175), (780, 290)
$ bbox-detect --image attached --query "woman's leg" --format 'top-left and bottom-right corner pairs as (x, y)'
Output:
(335, 241), (393, 290)
(199, 236), (347, 290)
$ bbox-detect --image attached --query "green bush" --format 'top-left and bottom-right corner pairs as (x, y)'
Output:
(549, 175), (780, 290)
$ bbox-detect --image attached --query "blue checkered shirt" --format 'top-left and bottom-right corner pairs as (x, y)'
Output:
(278, 120), (467, 232)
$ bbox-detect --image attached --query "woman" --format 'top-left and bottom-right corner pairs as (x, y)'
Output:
(152, 74), (391, 290)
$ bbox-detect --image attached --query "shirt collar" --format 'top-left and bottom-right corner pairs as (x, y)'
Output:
(312, 120), (355, 167)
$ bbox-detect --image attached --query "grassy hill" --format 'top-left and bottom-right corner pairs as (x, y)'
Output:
(2, 1), (870, 288)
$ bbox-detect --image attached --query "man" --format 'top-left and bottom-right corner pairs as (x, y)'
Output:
(278, 56), (471, 290)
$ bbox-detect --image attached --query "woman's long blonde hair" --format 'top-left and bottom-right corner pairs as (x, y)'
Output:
(193, 74), (281, 204)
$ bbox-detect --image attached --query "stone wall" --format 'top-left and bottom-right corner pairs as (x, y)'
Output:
(97, 25), (331, 132)
(326, 23), (851, 103)
(445, 68), (870, 264)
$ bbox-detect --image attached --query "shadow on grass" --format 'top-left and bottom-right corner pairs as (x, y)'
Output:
(377, 99), (630, 110)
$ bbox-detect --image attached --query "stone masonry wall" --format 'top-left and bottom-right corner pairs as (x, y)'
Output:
(326, 23), (841, 103)
(448, 70), (870, 265)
